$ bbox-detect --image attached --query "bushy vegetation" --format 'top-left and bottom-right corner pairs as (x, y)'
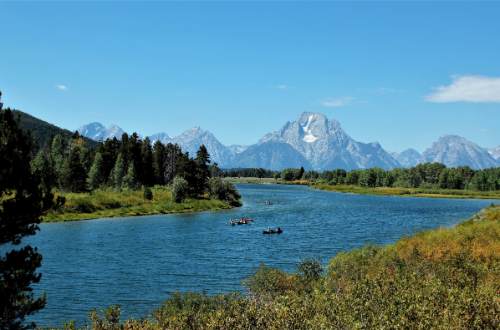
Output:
(171, 176), (188, 203)
(77, 205), (500, 329)
(208, 177), (242, 206)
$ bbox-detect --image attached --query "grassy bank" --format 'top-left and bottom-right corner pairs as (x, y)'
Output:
(78, 205), (499, 329)
(224, 177), (278, 184)
(312, 183), (500, 200)
(43, 187), (234, 222)
(225, 177), (310, 185)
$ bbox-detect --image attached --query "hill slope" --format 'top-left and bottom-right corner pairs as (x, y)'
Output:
(12, 109), (97, 150)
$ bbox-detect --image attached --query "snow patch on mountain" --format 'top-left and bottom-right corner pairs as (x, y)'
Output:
(302, 115), (318, 143)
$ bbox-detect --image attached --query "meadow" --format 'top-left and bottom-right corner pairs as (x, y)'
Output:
(43, 186), (233, 222)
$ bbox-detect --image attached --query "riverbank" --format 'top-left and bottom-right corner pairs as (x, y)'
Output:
(85, 204), (500, 329)
(43, 187), (235, 222)
(312, 183), (500, 200)
(225, 177), (310, 185)
(226, 177), (500, 199)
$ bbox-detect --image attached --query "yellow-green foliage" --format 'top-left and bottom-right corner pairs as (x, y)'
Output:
(43, 186), (232, 222)
(82, 206), (500, 330)
(314, 183), (500, 199)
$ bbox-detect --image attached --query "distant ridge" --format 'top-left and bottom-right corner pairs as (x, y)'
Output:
(78, 122), (124, 141)
(13, 110), (97, 150)
(422, 135), (498, 169)
(78, 114), (499, 170)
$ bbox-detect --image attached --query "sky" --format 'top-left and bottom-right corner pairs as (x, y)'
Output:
(1, 1), (499, 152)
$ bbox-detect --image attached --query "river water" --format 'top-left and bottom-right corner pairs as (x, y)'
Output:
(26, 184), (497, 326)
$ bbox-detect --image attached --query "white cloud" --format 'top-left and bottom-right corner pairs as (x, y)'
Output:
(274, 84), (289, 90)
(56, 84), (68, 91)
(321, 96), (354, 108)
(426, 75), (500, 103)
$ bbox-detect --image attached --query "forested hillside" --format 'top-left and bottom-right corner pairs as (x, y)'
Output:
(12, 109), (98, 150)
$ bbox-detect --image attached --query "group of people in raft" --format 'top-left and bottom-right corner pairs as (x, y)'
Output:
(228, 201), (282, 234)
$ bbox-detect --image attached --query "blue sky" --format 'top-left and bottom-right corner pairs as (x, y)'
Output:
(1, 1), (499, 152)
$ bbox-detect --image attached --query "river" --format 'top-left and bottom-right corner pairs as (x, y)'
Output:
(27, 183), (497, 326)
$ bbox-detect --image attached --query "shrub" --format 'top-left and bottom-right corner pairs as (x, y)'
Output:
(297, 258), (323, 283)
(171, 176), (188, 203)
(71, 199), (96, 213)
(208, 178), (241, 206)
(243, 264), (298, 298)
(89, 305), (121, 330)
(143, 187), (153, 200)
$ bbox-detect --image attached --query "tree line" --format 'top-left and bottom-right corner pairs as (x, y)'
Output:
(227, 163), (500, 191)
(32, 131), (223, 194)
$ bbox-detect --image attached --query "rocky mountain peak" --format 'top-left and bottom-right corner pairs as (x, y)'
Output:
(423, 135), (497, 169)
(78, 122), (124, 141)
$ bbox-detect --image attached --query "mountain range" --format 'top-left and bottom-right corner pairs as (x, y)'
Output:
(78, 112), (500, 170)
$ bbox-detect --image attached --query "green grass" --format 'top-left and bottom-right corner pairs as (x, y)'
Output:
(43, 186), (234, 222)
(313, 183), (500, 200)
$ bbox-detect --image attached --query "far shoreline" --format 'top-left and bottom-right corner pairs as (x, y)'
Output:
(42, 187), (240, 223)
(226, 177), (500, 200)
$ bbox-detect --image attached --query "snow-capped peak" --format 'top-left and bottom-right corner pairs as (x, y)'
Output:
(302, 115), (318, 143)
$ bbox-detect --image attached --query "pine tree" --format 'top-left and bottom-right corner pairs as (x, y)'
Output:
(122, 162), (139, 190)
(110, 153), (126, 189)
(87, 152), (106, 190)
(50, 134), (67, 188)
(194, 145), (211, 195)
(141, 137), (154, 186)
(152, 141), (166, 185)
(32, 150), (57, 194)
(61, 145), (87, 192)
(1, 107), (52, 329)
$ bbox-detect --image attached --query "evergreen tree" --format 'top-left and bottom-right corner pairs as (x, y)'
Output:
(141, 137), (154, 186)
(98, 137), (120, 184)
(298, 166), (305, 180)
(31, 150), (57, 194)
(194, 145), (211, 195)
(50, 134), (67, 188)
(1, 107), (52, 329)
(61, 145), (87, 192)
(87, 152), (106, 190)
(165, 143), (184, 184)
(152, 141), (166, 185)
(122, 163), (138, 190)
(128, 133), (142, 184)
(110, 153), (126, 189)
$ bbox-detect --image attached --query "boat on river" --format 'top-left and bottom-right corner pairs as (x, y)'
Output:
(229, 217), (254, 226)
(263, 227), (283, 235)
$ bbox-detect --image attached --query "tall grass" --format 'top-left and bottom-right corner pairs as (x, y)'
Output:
(43, 186), (232, 222)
